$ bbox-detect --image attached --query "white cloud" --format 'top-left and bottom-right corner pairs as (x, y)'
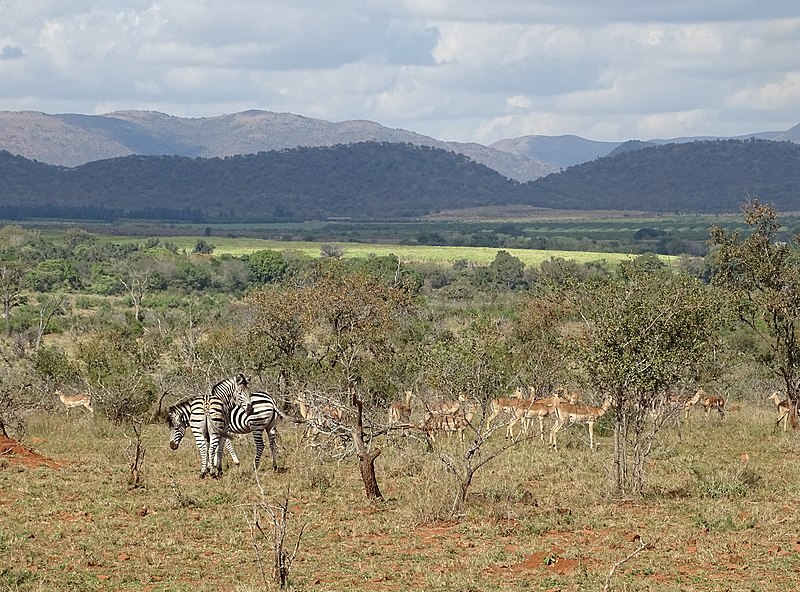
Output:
(726, 72), (800, 111)
(0, 1), (799, 143)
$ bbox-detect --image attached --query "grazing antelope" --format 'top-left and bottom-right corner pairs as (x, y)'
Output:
(483, 387), (526, 435)
(695, 387), (725, 420)
(506, 399), (555, 442)
(293, 392), (344, 446)
(682, 389), (702, 419)
(56, 389), (93, 414)
(422, 394), (466, 419)
(514, 387), (580, 439)
(549, 396), (612, 451)
(419, 404), (477, 443)
(388, 389), (414, 432)
(767, 391), (792, 432)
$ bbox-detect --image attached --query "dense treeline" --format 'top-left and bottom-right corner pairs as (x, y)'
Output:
(1, 139), (800, 223)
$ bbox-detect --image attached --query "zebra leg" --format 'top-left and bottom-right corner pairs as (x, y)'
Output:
(268, 428), (279, 471)
(208, 433), (223, 478)
(198, 439), (210, 479)
(223, 437), (240, 465)
(251, 430), (265, 470)
(195, 425), (211, 479)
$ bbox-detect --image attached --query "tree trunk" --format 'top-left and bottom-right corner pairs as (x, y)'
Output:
(451, 468), (475, 518)
(350, 389), (382, 500)
(613, 399), (627, 496)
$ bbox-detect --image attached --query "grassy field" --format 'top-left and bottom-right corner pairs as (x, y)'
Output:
(2, 401), (799, 591)
(80, 233), (669, 268)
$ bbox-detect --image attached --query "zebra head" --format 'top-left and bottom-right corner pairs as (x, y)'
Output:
(166, 400), (191, 450)
(235, 373), (254, 415)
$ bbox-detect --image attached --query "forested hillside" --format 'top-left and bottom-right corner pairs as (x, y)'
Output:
(0, 143), (527, 222)
(1, 138), (799, 222)
(525, 139), (800, 213)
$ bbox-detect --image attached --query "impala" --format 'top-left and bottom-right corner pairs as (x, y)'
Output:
(483, 387), (525, 435)
(505, 399), (554, 441)
(422, 394), (465, 419)
(56, 389), (93, 414)
(682, 389), (702, 419)
(683, 387), (725, 420)
(419, 404), (476, 443)
(549, 396), (612, 451)
(388, 389), (414, 432)
(767, 391), (792, 432)
(293, 392), (344, 446)
(515, 387), (579, 439)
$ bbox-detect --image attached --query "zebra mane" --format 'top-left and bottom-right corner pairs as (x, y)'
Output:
(211, 373), (248, 395)
(167, 397), (194, 415)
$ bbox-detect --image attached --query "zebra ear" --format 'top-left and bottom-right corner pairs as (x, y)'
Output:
(236, 373), (248, 387)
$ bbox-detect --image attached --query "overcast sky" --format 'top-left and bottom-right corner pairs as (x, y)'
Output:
(2, 1), (799, 144)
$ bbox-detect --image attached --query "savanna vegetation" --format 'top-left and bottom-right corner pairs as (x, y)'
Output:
(2, 201), (800, 591)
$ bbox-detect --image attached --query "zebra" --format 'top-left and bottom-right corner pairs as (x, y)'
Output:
(167, 397), (242, 477)
(220, 389), (282, 471)
(204, 374), (253, 478)
(167, 388), (282, 477)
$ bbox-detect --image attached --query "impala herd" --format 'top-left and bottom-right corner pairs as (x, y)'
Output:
(56, 379), (796, 467)
(385, 384), (796, 451)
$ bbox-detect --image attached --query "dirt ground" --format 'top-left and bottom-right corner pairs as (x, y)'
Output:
(0, 435), (63, 469)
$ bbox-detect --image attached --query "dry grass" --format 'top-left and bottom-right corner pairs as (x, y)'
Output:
(2, 403), (800, 591)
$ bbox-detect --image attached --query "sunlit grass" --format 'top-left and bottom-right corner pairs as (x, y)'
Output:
(86, 233), (673, 267)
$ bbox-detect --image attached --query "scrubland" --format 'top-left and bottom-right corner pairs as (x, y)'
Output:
(3, 402), (800, 591)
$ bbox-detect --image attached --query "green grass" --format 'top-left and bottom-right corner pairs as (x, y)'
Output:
(3, 402), (799, 591)
(82, 232), (673, 267)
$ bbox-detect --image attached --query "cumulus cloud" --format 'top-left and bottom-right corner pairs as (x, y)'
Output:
(0, 1), (798, 142)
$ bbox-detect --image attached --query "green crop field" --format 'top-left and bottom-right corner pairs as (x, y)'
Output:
(77, 232), (675, 268)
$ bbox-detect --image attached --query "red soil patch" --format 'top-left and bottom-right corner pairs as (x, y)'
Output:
(488, 548), (585, 576)
(0, 435), (62, 468)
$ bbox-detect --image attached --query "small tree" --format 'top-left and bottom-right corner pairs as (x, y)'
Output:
(193, 239), (214, 255)
(488, 250), (525, 289)
(319, 244), (344, 259)
(709, 200), (800, 425)
(572, 261), (723, 495)
(415, 315), (526, 517)
(114, 254), (156, 323)
(301, 262), (413, 499)
(246, 249), (288, 284)
(0, 262), (25, 327)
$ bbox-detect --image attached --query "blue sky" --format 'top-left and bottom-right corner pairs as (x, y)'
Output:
(1, 1), (799, 144)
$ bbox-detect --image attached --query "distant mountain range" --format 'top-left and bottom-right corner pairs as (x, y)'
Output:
(491, 125), (800, 168)
(0, 110), (554, 181)
(2, 109), (798, 180)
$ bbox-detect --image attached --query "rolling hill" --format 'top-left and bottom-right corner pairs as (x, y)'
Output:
(491, 123), (800, 169)
(1, 138), (798, 223)
(524, 139), (800, 213)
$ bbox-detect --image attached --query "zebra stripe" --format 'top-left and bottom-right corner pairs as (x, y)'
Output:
(220, 390), (282, 471)
(204, 374), (253, 478)
(167, 398), (240, 478)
